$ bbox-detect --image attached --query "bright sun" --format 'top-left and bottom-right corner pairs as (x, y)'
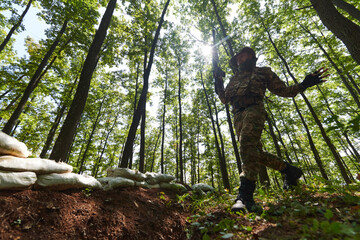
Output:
(200, 44), (213, 59)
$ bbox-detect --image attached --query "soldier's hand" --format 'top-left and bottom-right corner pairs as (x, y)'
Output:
(301, 67), (329, 89)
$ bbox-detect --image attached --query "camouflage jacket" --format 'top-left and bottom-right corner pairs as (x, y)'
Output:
(218, 67), (304, 108)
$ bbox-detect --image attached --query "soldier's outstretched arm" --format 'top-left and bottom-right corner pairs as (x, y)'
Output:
(266, 67), (304, 98)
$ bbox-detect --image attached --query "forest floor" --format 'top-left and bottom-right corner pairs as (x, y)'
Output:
(0, 180), (360, 240)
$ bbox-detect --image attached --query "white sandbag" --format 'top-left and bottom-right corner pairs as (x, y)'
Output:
(97, 177), (114, 185)
(0, 171), (37, 190)
(135, 181), (151, 188)
(0, 131), (30, 158)
(0, 156), (72, 174)
(159, 182), (187, 192)
(35, 173), (102, 190)
(192, 183), (214, 192)
(108, 177), (135, 189)
(107, 168), (146, 182)
(145, 172), (175, 185)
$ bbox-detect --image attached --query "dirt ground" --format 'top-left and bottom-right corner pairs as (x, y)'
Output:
(0, 188), (190, 240)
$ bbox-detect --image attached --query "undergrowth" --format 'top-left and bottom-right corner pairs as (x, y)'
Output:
(180, 179), (360, 240)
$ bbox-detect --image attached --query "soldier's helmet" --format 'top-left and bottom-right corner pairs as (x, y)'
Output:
(229, 47), (256, 68)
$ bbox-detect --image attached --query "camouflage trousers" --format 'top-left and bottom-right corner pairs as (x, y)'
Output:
(233, 104), (287, 181)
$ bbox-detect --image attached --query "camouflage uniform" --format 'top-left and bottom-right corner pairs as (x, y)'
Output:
(218, 67), (305, 181)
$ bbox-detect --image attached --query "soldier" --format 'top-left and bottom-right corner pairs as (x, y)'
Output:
(214, 47), (328, 213)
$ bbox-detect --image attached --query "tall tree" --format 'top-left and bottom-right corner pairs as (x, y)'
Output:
(310, 0), (360, 65)
(50, 0), (117, 162)
(120, 0), (171, 168)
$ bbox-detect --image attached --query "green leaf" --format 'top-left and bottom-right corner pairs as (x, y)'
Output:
(221, 233), (234, 239)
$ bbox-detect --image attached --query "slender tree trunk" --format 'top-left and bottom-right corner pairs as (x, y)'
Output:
(92, 109), (120, 177)
(178, 67), (184, 182)
(211, 19), (242, 174)
(332, 0), (360, 22)
(40, 78), (77, 158)
(0, 0), (34, 53)
(50, 0), (116, 162)
(0, 88), (15, 101)
(120, 0), (170, 167)
(139, 104), (146, 172)
(160, 71), (168, 173)
(129, 63), (140, 168)
(300, 22), (360, 108)
(150, 130), (161, 172)
(263, 20), (351, 184)
(316, 85), (360, 161)
(265, 103), (293, 163)
(3, 19), (68, 134)
(280, 67), (329, 180)
(265, 116), (283, 159)
(210, 0), (234, 56)
(200, 71), (230, 190)
(310, 0), (360, 65)
(78, 97), (105, 173)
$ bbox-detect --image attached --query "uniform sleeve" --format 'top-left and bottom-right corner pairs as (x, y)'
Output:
(218, 83), (229, 104)
(265, 68), (305, 98)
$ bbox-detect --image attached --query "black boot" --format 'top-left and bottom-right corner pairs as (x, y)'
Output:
(281, 162), (303, 190)
(231, 177), (262, 213)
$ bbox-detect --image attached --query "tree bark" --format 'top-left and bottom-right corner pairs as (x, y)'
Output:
(3, 19), (68, 134)
(78, 97), (105, 173)
(200, 71), (230, 190)
(0, 0), (34, 53)
(332, 0), (360, 22)
(300, 22), (360, 108)
(120, 0), (170, 167)
(50, 0), (116, 162)
(160, 71), (168, 173)
(310, 0), (360, 65)
(177, 67), (184, 182)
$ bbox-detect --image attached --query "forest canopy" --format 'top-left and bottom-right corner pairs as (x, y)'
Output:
(0, 0), (359, 191)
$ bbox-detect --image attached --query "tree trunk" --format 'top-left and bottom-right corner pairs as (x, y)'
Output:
(300, 22), (360, 108)
(50, 0), (116, 162)
(310, 0), (360, 65)
(210, 0), (234, 56)
(211, 29), (242, 174)
(178, 67), (184, 182)
(78, 97), (105, 173)
(200, 71), (230, 190)
(150, 130), (161, 172)
(280, 67), (329, 180)
(92, 109), (120, 177)
(0, 0), (33, 53)
(40, 78), (77, 158)
(332, 0), (360, 22)
(120, 0), (170, 167)
(3, 19), (68, 134)
(139, 104), (146, 172)
(263, 19), (351, 184)
(160, 71), (168, 173)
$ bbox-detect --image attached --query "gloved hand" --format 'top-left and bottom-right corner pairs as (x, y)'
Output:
(300, 67), (329, 89)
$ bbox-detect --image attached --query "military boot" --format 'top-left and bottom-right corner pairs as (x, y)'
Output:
(281, 162), (303, 190)
(231, 177), (262, 213)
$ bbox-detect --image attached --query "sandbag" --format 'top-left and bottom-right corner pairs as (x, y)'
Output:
(35, 173), (102, 190)
(145, 172), (175, 185)
(192, 183), (214, 193)
(0, 171), (37, 190)
(0, 156), (72, 174)
(0, 131), (30, 158)
(108, 177), (135, 189)
(134, 181), (151, 189)
(107, 168), (146, 182)
(159, 182), (187, 192)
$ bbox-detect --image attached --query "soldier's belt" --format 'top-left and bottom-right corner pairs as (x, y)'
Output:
(232, 96), (262, 113)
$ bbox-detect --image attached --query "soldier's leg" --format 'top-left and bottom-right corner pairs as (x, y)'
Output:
(257, 130), (303, 189)
(231, 105), (265, 213)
